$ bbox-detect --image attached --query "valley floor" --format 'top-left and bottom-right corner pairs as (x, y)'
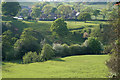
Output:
(2, 55), (110, 78)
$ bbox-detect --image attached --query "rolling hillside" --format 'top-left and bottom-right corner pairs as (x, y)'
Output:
(2, 55), (110, 78)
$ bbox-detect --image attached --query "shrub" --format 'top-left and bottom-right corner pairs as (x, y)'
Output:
(62, 44), (70, 57)
(53, 43), (64, 57)
(53, 43), (70, 57)
(82, 37), (103, 54)
(40, 44), (55, 61)
(23, 51), (38, 64)
(69, 44), (82, 55)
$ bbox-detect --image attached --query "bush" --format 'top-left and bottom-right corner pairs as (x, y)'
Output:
(53, 43), (70, 57)
(69, 44), (82, 55)
(40, 44), (55, 61)
(82, 37), (103, 54)
(53, 43), (64, 57)
(62, 44), (70, 57)
(23, 51), (38, 64)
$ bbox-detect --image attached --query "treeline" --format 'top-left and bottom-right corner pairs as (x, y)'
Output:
(17, 2), (117, 21)
(2, 18), (104, 61)
(2, 1), (120, 78)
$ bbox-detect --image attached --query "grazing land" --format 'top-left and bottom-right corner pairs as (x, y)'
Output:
(2, 1), (117, 78)
(2, 55), (110, 78)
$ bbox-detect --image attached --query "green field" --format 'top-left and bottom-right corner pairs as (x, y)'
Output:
(22, 20), (108, 31)
(2, 55), (110, 78)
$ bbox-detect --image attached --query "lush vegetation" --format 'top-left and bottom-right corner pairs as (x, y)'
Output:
(2, 55), (110, 78)
(2, 1), (119, 78)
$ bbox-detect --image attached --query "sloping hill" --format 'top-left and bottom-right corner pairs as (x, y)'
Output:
(2, 55), (110, 78)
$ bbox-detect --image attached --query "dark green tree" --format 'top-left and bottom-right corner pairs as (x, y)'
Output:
(57, 5), (72, 18)
(83, 37), (103, 54)
(14, 28), (43, 59)
(31, 7), (42, 19)
(77, 12), (91, 23)
(50, 18), (69, 37)
(2, 30), (17, 60)
(106, 4), (120, 78)
(81, 7), (93, 13)
(42, 4), (53, 15)
(19, 8), (29, 18)
(2, 2), (21, 17)
(40, 44), (55, 61)
(93, 9), (100, 19)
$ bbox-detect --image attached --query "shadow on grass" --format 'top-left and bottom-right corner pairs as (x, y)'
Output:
(51, 58), (65, 62)
(3, 60), (23, 64)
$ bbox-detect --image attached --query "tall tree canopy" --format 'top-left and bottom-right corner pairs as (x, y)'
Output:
(42, 4), (54, 15)
(57, 5), (72, 18)
(31, 7), (42, 18)
(2, 2), (21, 16)
(93, 9), (100, 19)
(50, 18), (69, 37)
(106, 4), (120, 78)
(19, 8), (29, 17)
(77, 12), (91, 22)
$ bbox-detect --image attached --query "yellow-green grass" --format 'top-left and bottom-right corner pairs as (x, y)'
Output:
(66, 21), (108, 30)
(84, 4), (107, 9)
(2, 55), (110, 78)
(23, 21), (107, 30)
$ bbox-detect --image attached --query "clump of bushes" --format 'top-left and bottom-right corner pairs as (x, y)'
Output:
(21, 37), (103, 64)
(40, 44), (55, 61)
(53, 37), (103, 57)
(53, 43), (65, 57)
(69, 44), (81, 55)
(23, 51), (38, 64)
(82, 37), (103, 54)
(23, 44), (55, 63)
(53, 43), (69, 57)
(14, 28), (43, 59)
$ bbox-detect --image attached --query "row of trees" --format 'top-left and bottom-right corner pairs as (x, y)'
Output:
(23, 37), (103, 64)
(2, 2), (116, 21)
(18, 2), (116, 20)
(2, 18), (103, 61)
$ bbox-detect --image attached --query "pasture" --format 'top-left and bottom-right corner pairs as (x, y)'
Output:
(2, 55), (110, 78)
(23, 20), (108, 31)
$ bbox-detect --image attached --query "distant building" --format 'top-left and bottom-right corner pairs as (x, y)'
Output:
(13, 17), (23, 20)
(76, 12), (80, 17)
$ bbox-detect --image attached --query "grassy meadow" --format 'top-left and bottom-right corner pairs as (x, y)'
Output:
(21, 20), (108, 44)
(2, 20), (110, 78)
(22, 20), (108, 35)
(2, 55), (110, 78)
(2, 1), (118, 78)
